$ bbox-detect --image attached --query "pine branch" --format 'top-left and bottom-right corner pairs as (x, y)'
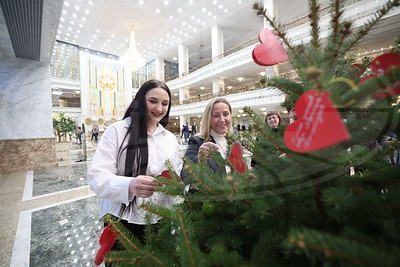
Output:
(251, 232), (280, 265)
(329, 21), (353, 64)
(330, 0), (342, 42)
(139, 202), (174, 220)
(176, 210), (197, 267)
(339, 0), (400, 57)
(289, 228), (400, 266)
(183, 159), (228, 200)
(266, 78), (304, 95)
(105, 215), (166, 266)
(309, 0), (321, 52)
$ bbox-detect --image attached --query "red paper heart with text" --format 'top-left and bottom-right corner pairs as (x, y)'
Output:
(358, 53), (400, 98)
(284, 90), (350, 153)
(95, 225), (118, 265)
(370, 53), (400, 75)
(228, 142), (247, 174)
(252, 28), (289, 66)
(161, 170), (182, 182)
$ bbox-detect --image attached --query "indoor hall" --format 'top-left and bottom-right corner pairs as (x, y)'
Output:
(1, 0), (400, 266)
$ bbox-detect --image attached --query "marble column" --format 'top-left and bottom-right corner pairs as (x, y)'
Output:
(178, 43), (189, 78)
(179, 115), (186, 135)
(179, 88), (184, 104)
(211, 24), (224, 62)
(263, 0), (279, 78)
(184, 87), (190, 101)
(212, 78), (225, 96)
(154, 57), (165, 81)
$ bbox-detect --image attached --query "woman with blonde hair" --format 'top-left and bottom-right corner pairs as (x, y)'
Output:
(183, 97), (233, 174)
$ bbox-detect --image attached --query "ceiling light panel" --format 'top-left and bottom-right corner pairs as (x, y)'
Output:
(54, 0), (255, 62)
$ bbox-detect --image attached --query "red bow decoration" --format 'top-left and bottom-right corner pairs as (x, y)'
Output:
(252, 28), (289, 66)
(228, 142), (247, 174)
(357, 53), (400, 97)
(161, 170), (182, 182)
(94, 225), (118, 265)
(284, 90), (350, 153)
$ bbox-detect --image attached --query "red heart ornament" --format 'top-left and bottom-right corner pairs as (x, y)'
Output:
(228, 142), (247, 174)
(95, 225), (118, 265)
(370, 53), (400, 75)
(252, 28), (289, 66)
(361, 53), (400, 98)
(161, 170), (182, 182)
(284, 90), (350, 153)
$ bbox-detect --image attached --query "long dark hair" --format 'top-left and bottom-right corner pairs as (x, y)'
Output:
(119, 79), (171, 178)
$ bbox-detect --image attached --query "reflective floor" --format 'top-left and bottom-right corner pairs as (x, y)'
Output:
(4, 137), (187, 266)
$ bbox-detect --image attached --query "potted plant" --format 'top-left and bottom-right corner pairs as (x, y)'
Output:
(53, 111), (76, 160)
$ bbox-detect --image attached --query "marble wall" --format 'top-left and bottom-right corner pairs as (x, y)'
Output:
(0, 57), (54, 140)
(0, 137), (57, 175)
(0, 56), (56, 175)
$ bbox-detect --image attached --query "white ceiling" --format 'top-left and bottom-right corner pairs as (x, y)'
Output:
(52, 0), (400, 114)
(56, 0), (264, 68)
(55, 0), (400, 77)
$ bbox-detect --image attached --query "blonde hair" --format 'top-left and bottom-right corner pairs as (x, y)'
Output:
(198, 98), (233, 140)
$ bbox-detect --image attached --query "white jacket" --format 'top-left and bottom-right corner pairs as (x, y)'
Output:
(87, 117), (182, 224)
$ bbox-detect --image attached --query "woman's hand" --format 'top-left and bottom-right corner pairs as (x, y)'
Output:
(129, 175), (156, 198)
(198, 142), (220, 162)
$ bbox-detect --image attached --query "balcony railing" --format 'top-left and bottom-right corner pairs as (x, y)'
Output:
(172, 82), (266, 106)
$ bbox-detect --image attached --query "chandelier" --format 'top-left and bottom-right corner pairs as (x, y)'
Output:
(120, 25), (146, 71)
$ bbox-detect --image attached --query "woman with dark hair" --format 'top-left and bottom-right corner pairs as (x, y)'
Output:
(251, 111), (283, 168)
(265, 111), (282, 131)
(88, 79), (182, 244)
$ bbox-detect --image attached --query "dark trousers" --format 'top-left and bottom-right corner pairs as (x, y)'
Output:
(91, 133), (98, 141)
(104, 219), (146, 266)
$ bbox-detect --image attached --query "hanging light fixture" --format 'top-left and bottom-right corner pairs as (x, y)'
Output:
(120, 25), (146, 71)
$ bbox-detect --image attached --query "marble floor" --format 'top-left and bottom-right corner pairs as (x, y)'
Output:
(1, 137), (187, 267)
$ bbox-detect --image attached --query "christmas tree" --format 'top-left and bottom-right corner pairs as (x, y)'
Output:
(99, 0), (400, 265)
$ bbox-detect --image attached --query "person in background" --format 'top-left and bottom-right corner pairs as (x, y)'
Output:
(265, 111), (282, 131)
(236, 124), (241, 132)
(75, 126), (82, 145)
(183, 98), (233, 176)
(251, 111), (283, 168)
(288, 106), (297, 123)
(188, 123), (192, 136)
(91, 124), (99, 141)
(182, 122), (190, 143)
(87, 79), (182, 246)
(191, 122), (197, 136)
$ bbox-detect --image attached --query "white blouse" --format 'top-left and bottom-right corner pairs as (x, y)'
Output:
(87, 117), (182, 224)
(210, 129), (231, 173)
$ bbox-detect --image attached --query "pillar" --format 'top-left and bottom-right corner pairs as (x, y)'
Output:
(178, 43), (189, 77)
(263, 0), (279, 78)
(179, 88), (184, 104)
(212, 78), (225, 96)
(154, 57), (165, 81)
(211, 24), (224, 61)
